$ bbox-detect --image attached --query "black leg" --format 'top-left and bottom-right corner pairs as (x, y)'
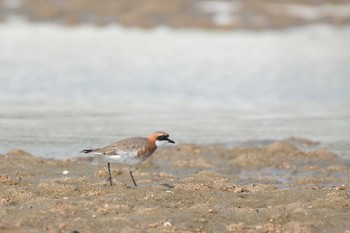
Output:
(107, 162), (113, 186)
(129, 166), (137, 187)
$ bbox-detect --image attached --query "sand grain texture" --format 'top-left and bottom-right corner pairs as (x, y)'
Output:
(0, 142), (349, 233)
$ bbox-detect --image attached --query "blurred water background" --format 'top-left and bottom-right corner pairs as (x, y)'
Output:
(0, 0), (349, 158)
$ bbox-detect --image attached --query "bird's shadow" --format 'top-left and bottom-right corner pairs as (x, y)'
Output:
(160, 183), (174, 189)
(125, 183), (174, 189)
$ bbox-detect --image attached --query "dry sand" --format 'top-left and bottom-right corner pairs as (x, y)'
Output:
(0, 140), (349, 233)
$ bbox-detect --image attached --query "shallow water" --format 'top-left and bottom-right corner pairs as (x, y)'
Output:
(0, 20), (349, 158)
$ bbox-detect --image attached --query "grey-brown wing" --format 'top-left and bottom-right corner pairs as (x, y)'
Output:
(92, 137), (147, 156)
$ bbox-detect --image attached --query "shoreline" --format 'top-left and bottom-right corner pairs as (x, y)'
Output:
(1, 142), (349, 232)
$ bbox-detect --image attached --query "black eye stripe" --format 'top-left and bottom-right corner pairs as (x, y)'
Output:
(157, 135), (168, 140)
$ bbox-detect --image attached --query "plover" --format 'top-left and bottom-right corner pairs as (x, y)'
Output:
(81, 131), (175, 186)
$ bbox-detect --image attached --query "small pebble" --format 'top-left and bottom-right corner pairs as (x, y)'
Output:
(62, 170), (69, 175)
(57, 223), (66, 229)
(148, 223), (158, 228)
(163, 220), (172, 227)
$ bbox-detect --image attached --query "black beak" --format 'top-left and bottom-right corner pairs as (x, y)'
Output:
(167, 138), (175, 143)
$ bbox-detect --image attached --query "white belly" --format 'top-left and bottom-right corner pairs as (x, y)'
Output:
(94, 149), (141, 165)
(107, 154), (142, 165)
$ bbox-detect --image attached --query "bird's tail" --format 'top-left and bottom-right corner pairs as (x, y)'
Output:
(80, 149), (94, 154)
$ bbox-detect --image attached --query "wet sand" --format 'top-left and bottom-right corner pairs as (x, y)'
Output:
(1, 140), (349, 233)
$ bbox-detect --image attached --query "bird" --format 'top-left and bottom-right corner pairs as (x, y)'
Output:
(80, 131), (175, 187)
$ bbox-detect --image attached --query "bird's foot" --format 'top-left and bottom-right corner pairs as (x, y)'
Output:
(107, 176), (113, 186)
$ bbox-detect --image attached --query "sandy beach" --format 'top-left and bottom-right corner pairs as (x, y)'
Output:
(1, 140), (349, 233)
(1, 1), (349, 232)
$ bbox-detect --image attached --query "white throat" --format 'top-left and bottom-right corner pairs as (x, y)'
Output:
(155, 140), (168, 148)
